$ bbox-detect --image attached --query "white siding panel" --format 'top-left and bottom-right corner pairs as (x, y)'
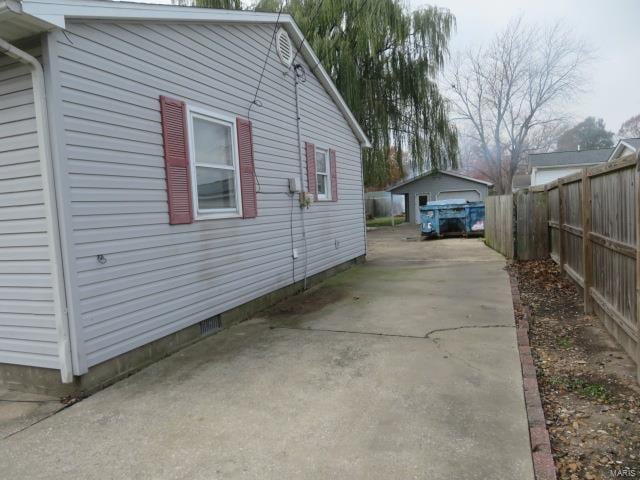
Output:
(58, 21), (365, 367)
(0, 53), (59, 369)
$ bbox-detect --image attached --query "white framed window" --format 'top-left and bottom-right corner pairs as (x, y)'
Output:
(187, 105), (243, 219)
(315, 147), (331, 201)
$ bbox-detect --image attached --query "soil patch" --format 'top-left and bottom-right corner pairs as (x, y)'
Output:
(509, 259), (640, 480)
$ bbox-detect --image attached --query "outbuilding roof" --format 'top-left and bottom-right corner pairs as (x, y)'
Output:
(0, 0), (371, 147)
(527, 148), (613, 170)
(387, 170), (493, 192)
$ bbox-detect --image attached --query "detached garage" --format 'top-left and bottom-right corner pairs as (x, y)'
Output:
(388, 171), (492, 224)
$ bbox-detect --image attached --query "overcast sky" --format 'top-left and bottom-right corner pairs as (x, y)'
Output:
(411, 0), (640, 134)
(126, 0), (639, 134)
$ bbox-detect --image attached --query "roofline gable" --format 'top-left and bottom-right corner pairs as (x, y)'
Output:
(608, 139), (639, 161)
(3, 0), (371, 147)
(387, 169), (493, 192)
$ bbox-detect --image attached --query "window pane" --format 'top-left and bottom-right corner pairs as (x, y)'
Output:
(196, 166), (237, 210)
(317, 173), (327, 195)
(316, 151), (327, 173)
(193, 116), (233, 167)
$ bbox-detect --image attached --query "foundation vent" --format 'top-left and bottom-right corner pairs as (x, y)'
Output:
(276, 28), (294, 68)
(199, 316), (222, 335)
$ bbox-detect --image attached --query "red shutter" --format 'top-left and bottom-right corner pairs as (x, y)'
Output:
(329, 149), (338, 202)
(305, 142), (317, 200)
(159, 95), (193, 224)
(236, 117), (257, 218)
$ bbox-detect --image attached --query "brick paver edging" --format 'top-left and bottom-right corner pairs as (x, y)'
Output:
(508, 268), (557, 480)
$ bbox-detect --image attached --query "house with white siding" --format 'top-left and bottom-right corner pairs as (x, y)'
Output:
(526, 139), (640, 187)
(0, 0), (370, 393)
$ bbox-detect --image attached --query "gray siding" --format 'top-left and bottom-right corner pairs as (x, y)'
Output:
(0, 48), (59, 368)
(52, 21), (365, 368)
(391, 173), (489, 223)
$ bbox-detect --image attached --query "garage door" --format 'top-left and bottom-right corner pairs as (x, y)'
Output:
(437, 190), (481, 201)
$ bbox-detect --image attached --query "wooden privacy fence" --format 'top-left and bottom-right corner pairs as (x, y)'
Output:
(485, 194), (514, 259)
(485, 153), (640, 380)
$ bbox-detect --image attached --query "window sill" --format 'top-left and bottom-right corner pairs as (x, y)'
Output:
(194, 211), (243, 221)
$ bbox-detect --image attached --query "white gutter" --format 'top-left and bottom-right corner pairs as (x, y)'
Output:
(0, 37), (74, 383)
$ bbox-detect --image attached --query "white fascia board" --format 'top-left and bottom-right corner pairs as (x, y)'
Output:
(19, 0), (371, 147)
(608, 140), (637, 161)
(440, 170), (493, 186)
(535, 163), (600, 170)
(21, 0), (281, 25)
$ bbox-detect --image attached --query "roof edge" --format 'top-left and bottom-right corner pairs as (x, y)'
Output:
(387, 169), (493, 192)
(609, 139), (639, 161)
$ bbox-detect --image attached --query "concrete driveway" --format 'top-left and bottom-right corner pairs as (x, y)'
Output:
(0, 225), (533, 480)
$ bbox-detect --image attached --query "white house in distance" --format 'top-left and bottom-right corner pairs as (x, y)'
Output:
(527, 138), (640, 187)
(528, 148), (613, 186)
(0, 0), (370, 393)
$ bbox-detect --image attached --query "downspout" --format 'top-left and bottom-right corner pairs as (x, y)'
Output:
(0, 37), (74, 383)
(360, 148), (367, 255)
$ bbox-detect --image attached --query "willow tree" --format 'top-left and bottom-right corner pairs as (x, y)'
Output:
(190, 0), (458, 186)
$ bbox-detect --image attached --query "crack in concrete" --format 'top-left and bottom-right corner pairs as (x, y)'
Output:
(423, 324), (514, 339)
(271, 323), (514, 340)
(270, 326), (426, 339)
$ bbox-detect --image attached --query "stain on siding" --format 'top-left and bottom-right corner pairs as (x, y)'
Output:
(55, 22), (365, 367)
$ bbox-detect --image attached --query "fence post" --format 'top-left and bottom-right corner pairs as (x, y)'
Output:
(581, 169), (593, 314)
(390, 193), (395, 229)
(635, 151), (640, 383)
(558, 181), (565, 274)
(512, 193), (517, 260)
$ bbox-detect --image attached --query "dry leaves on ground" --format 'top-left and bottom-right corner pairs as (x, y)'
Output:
(509, 260), (640, 480)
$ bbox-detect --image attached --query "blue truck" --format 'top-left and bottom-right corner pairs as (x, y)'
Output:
(419, 199), (485, 239)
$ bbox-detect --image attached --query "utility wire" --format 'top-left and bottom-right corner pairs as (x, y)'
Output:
(291, 0), (325, 64)
(247, 2), (285, 122)
(246, 3), (285, 195)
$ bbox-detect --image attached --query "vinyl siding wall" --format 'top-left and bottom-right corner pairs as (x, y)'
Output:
(52, 21), (365, 368)
(391, 173), (489, 224)
(0, 47), (60, 368)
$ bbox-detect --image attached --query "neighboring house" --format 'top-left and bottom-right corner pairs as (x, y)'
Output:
(528, 148), (613, 186)
(388, 171), (492, 224)
(527, 138), (640, 187)
(0, 0), (370, 392)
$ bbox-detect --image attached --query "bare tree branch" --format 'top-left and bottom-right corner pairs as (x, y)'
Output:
(443, 18), (592, 193)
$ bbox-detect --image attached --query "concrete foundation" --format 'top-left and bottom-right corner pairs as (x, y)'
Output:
(0, 255), (365, 397)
